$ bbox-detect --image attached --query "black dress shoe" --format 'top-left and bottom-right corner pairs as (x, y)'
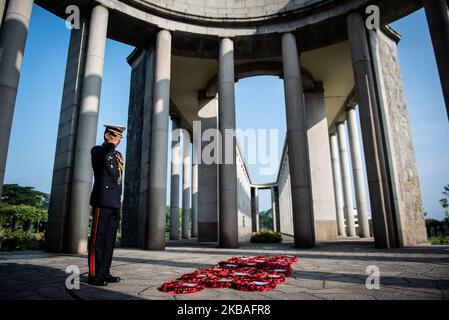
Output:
(87, 277), (108, 286)
(105, 274), (121, 283)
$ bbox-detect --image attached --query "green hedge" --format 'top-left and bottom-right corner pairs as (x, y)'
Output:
(0, 230), (45, 251)
(250, 230), (282, 243)
(429, 236), (449, 245)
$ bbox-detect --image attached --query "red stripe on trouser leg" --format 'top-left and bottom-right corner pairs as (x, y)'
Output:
(89, 207), (100, 277)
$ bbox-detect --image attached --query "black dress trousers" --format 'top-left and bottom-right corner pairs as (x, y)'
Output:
(88, 206), (120, 280)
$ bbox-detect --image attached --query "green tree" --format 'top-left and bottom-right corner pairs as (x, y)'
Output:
(0, 203), (17, 231)
(165, 206), (183, 235)
(440, 185), (449, 218)
(1, 203), (19, 231)
(426, 218), (446, 237)
(0, 204), (44, 232)
(0, 184), (49, 232)
(439, 185), (449, 232)
(1, 184), (49, 208)
(259, 208), (273, 231)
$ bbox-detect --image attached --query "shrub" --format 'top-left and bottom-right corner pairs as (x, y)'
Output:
(429, 236), (449, 245)
(250, 230), (282, 243)
(0, 230), (45, 251)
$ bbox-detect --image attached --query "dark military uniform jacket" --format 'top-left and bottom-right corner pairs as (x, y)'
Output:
(89, 142), (125, 209)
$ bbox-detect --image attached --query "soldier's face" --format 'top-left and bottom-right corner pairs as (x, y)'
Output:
(105, 132), (121, 146)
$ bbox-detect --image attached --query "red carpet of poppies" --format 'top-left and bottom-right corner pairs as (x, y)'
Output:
(159, 255), (298, 294)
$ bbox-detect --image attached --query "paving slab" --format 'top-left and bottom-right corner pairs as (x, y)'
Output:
(0, 240), (448, 300)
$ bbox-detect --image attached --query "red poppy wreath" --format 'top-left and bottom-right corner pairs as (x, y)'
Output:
(159, 255), (298, 294)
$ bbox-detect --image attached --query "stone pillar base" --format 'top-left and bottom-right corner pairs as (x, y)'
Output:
(198, 222), (218, 242)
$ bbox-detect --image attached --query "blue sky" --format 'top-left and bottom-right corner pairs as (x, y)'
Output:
(4, 5), (449, 219)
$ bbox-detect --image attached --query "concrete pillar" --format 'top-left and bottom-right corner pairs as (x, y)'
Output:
(251, 187), (259, 232)
(218, 38), (238, 248)
(0, 0), (6, 28)
(66, 4), (108, 254)
(146, 29), (172, 250)
(191, 161), (198, 238)
(281, 32), (315, 248)
(369, 26), (428, 246)
(197, 94), (219, 242)
(330, 134), (347, 237)
(347, 12), (397, 248)
(47, 18), (89, 252)
(336, 122), (357, 237)
(138, 48), (156, 248)
(305, 89), (338, 241)
(122, 48), (155, 248)
(182, 130), (191, 239)
(423, 0), (449, 120)
(274, 186), (281, 233)
(122, 48), (156, 248)
(347, 108), (371, 238)
(0, 0), (33, 198)
(169, 119), (181, 240)
(271, 187), (277, 232)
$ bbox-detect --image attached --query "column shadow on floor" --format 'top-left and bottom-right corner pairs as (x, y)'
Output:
(0, 263), (145, 300)
(291, 269), (449, 291)
(159, 247), (449, 266)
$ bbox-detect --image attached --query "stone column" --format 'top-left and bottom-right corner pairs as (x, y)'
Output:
(347, 12), (397, 248)
(66, 4), (108, 254)
(329, 134), (347, 237)
(146, 29), (172, 250)
(121, 48), (154, 248)
(47, 18), (89, 252)
(305, 89), (338, 241)
(191, 161), (198, 238)
(281, 32), (315, 248)
(218, 37), (238, 248)
(347, 107), (370, 238)
(271, 187), (278, 232)
(251, 187), (259, 233)
(369, 26), (428, 246)
(0, 0), (34, 197)
(138, 48), (156, 248)
(336, 122), (357, 237)
(122, 48), (156, 248)
(423, 0), (449, 120)
(274, 186), (281, 233)
(197, 94), (219, 242)
(182, 130), (191, 239)
(169, 119), (181, 240)
(0, 0), (6, 28)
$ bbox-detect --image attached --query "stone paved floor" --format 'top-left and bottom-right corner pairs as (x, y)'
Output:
(1, 240), (448, 300)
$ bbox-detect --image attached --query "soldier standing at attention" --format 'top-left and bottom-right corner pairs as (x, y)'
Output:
(88, 124), (126, 286)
